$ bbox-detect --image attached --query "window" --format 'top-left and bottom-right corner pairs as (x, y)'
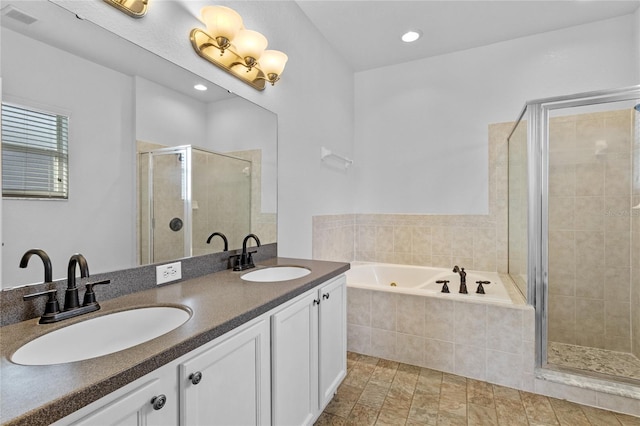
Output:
(2, 103), (69, 199)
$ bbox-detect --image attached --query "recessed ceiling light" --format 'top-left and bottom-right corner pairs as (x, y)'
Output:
(194, 84), (208, 91)
(401, 30), (422, 43)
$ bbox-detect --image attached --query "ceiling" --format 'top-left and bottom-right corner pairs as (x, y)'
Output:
(296, 0), (640, 72)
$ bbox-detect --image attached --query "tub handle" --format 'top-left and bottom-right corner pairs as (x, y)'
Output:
(435, 280), (450, 293)
(475, 280), (491, 294)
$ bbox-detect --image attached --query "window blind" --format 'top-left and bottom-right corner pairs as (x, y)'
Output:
(2, 103), (69, 199)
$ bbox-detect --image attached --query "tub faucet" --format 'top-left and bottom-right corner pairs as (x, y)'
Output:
(65, 254), (90, 310)
(453, 265), (468, 294)
(234, 234), (261, 271)
(19, 249), (53, 284)
(206, 232), (228, 251)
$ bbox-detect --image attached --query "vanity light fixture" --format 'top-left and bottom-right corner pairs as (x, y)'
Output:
(103, 0), (148, 18)
(190, 5), (288, 91)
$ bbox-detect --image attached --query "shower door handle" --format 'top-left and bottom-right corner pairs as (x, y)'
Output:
(169, 217), (183, 231)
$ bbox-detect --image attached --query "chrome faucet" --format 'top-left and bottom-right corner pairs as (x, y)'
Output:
(453, 265), (468, 294)
(21, 252), (110, 324)
(206, 232), (229, 251)
(233, 234), (261, 271)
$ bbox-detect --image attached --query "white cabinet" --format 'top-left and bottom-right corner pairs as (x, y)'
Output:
(179, 319), (271, 426)
(61, 369), (178, 426)
(271, 275), (346, 425)
(56, 319), (269, 426)
(318, 275), (347, 408)
(271, 290), (318, 426)
(55, 273), (346, 426)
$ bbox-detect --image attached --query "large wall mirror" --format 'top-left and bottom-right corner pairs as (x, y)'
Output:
(1, 0), (277, 288)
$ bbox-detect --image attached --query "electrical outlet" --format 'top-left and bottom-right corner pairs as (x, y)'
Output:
(156, 261), (182, 285)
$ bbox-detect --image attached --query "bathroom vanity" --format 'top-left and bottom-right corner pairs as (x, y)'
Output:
(0, 258), (349, 426)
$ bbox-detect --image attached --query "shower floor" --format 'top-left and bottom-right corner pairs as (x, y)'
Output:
(548, 342), (640, 381)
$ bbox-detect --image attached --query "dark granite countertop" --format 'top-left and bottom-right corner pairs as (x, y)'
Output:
(0, 257), (349, 426)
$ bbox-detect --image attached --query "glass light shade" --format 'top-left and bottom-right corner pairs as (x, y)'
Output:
(234, 30), (268, 61)
(260, 50), (288, 77)
(201, 6), (243, 41)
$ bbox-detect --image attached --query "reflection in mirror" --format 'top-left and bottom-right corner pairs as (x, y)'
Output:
(138, 145), (252, 264)
(1, 1), (277, 288)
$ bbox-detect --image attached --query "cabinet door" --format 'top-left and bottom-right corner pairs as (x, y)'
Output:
(69, 378), (177, 426)
(318, 275), (347, 409)
(180, 319), (270, 426)
(271, 291), (318, 426)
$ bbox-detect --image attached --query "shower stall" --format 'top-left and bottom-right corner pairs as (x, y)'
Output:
(508, 85), (640, 385)
(138, 145), (251, 264)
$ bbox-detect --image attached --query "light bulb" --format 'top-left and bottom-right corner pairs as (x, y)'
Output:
(401, 30), (422, 43)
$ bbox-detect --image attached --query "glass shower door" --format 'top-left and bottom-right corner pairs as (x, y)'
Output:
(139, 148), (191, 264)
(545, 99), (639, 382)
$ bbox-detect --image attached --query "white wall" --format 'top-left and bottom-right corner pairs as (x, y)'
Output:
(1, 29), (136, 286)
(354, 15), (639, 215)
(135, 77), (208, 147)
(52, 0), (356, 259)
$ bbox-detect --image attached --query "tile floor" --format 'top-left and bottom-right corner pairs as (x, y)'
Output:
(315, 352), (640, 426)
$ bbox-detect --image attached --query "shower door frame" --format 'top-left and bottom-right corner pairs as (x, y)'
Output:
(143, 146), (194, 264)
(525, 85), (640, 373)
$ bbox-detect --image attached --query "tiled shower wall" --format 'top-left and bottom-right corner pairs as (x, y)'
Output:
(191, 149), (251, 256)
(547, 110), (635, 353)
(312, 122), (512, 274)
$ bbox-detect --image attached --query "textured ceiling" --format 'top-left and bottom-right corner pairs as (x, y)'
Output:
(296, 0), (640, 72)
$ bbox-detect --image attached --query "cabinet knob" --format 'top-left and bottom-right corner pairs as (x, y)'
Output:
(189, 371), (203, 385)
(313, 299), (320, 306)
(322, 293), (330, 300)
(150, 394), (167, 410)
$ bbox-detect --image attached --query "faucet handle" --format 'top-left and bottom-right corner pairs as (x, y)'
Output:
(83, 279), (110, 306)
(435, 280), (450, 293)
(230, 254), (242, 271)
(246, 250), (257, 265)
(475, 280), (490, 294)
(23, 289), (61, 321)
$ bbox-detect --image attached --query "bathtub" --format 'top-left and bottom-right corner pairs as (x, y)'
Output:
(346, 262), (513, 304)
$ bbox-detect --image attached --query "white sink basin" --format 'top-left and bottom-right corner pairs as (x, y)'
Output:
(11, 306), (190, 366)
(241, 266), (311, 282)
